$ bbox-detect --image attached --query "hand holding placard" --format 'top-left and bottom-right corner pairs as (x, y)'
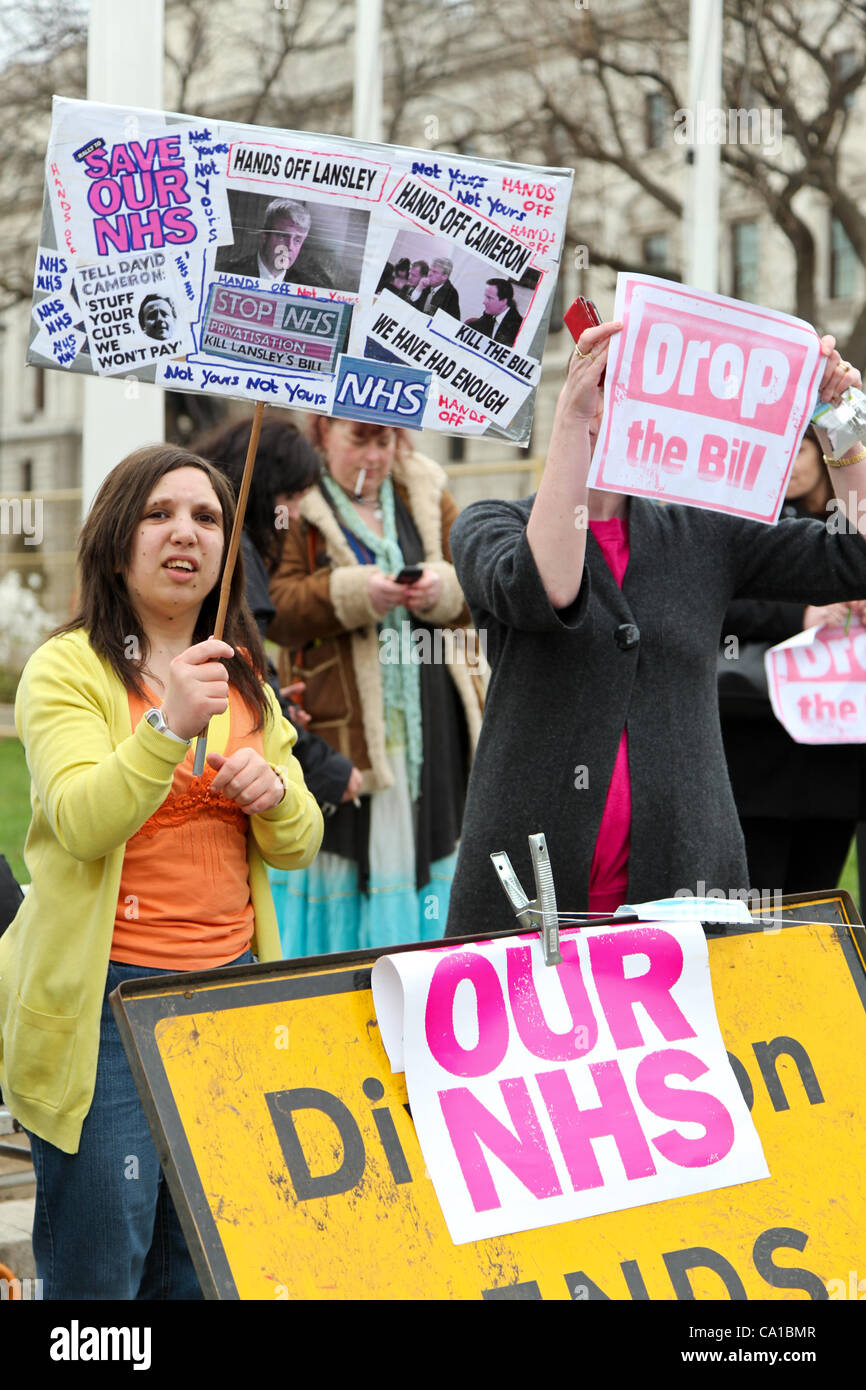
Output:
(161, 637), (232, 742)
(803, 600), (866, 631)
(814, 337), (862, 410)
(562, 319), (621, 427)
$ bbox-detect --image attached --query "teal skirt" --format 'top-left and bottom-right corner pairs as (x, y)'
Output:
(270, 749), (458, 958)
(269, 848), (457, 958)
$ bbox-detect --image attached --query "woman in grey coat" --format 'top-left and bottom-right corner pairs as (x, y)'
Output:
(445, 319), (866, 936)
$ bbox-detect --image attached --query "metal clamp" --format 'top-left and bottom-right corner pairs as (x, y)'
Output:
(490, 832), (562, 965)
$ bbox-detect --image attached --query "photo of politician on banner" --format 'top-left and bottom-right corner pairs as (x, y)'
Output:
(214, 189), (371, 294)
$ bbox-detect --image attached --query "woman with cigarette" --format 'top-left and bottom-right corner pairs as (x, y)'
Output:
(444, 320), (866, 935)
(267, 415), (485, 955)
(0, 446), (322, 1298)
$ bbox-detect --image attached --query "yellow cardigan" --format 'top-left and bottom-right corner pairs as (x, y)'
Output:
(0, 628), (323, 1153)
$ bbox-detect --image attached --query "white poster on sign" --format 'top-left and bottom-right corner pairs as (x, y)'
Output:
(372, 922), (768, 1245)
(32, 245), (74, 299)
(765, 620), (866, 743)
(589, 274), (824, 523)
(73, 255), (194, 376)
(360, 296), (537, 431)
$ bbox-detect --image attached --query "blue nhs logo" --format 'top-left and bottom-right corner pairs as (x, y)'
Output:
(333, 356), (430, 428)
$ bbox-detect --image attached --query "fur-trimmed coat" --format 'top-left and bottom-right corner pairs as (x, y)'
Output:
(267, 451), (486, 793)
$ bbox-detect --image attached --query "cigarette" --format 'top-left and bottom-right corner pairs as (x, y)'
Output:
(354, 468), (366, 497)
(353, 797), (362, 808)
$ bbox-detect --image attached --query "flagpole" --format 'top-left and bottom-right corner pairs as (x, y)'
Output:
(192, 401), (266, 776)
(354, 0), (383, 144)
(684, 0), (722, 292)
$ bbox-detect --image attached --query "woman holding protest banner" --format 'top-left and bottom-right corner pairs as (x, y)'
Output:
(267, 415), (485, 956)
(444, 317), (866, 936)
(719, 424), (866, 894)
(0, 446), (322, 1299)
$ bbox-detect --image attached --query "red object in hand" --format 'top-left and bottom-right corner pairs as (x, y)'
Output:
(564, 296), (605, 385)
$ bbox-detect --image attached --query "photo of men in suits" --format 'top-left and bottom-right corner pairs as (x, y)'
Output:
(405, 259), (429, 298)
(409, 257), (461, 320)
(464, 278), (523, 347)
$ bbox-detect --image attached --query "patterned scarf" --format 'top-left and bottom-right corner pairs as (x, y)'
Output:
(320, 473), (424, 800)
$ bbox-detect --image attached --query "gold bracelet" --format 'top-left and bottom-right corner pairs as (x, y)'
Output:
(823, 445), (866, 468)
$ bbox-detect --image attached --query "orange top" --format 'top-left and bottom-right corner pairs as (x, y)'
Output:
(111, 686), (264, 970)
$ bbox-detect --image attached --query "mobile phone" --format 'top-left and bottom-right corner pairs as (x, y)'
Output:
(394, 566), (423, 585)
(564, 295), (605, 385)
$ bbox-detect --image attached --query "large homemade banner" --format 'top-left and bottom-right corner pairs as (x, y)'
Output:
(29, 97), (573, 443)
(766, 619), (866, 743)
(372, 921), (768, 1244)
(588, 274), (825, 522)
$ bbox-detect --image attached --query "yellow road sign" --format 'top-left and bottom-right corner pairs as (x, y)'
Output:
(113, 895), (866, 1300)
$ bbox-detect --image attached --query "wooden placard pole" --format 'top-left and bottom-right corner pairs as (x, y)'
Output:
(193, 400), (265, 777)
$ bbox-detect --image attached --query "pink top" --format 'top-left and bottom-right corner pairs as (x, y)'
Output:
(587, 518), (631, 917)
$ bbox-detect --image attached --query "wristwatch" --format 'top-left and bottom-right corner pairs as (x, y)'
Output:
(144, 706), (191, 744)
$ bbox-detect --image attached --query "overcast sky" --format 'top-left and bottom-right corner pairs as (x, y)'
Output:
(0, 0), (89, 70)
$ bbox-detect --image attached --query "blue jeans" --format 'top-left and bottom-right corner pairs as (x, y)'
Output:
(28, 952), (253, 1300)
